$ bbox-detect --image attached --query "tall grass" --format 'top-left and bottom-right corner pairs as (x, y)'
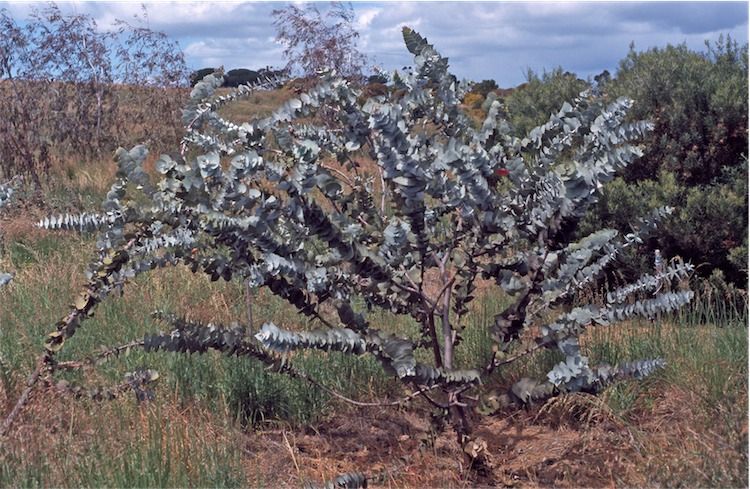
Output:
(0, 399), (246, 488)
(0, 225), (403, 427)
(676, 278), (748, 327)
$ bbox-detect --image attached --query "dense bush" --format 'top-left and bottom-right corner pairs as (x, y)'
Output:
(581, 161), (748, 284)
(471, 79), (498, 97)
(224, 68), (259, 87)
(367, 73), (388, 85)
(191, 67), (288, 89)
(190, 67), (217, 87)
(608, 37), (748, 186)
(502, 38), (748, 286)
(590, 37), (748, 285)
(503, 67), (590, 137)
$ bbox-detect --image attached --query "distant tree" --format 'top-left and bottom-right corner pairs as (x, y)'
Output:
(190, 67), (217, 86)
(0, 3), (188, 188)
(391, 70), (406, 89)
(257, 66), (287, 80)
(367, 73), (387, 85)
(112, 6), (188, 89)
(503, 67), (590, 137)
(593, 69), (611, 93)
(272, 2), (369, 83)
(471, 79), (498, 97)
(224, 68), (259, 87)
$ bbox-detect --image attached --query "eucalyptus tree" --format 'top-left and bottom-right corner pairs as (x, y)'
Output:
(5, 29), (692, 474)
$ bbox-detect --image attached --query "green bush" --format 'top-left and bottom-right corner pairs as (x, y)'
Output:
(608, 36), (748, 186)
(581, 161), (748, 285)
(224, 68), (260, 88)
(507, 38), (749, 286)
(503, 67), (589, 137)
(589, 37), (748, 285)
(471, 79), (498, 97)
(367, 73), (388, 85)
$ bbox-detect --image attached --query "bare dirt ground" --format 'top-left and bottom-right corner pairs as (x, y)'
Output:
(242, 383), (747, 488)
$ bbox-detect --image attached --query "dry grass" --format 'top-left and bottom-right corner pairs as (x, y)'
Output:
(218, 86), (297, 122)
(2, 385), (243, 487)
(234, 377), (746, 488)
(3, 376), (746, 488)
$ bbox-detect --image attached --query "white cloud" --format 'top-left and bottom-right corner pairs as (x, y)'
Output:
(1, 1), (746, 85)
(355, 7), (381, 30)
(184, 40), (228, 59)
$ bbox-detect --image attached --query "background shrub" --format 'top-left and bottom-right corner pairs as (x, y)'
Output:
(587, 37), (748, 286)
(501, 38), (748, 287)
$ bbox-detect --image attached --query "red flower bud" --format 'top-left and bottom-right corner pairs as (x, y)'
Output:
(495, 168), (509, 177)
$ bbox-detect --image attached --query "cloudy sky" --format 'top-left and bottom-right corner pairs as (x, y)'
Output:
(2, 1), (747, 87)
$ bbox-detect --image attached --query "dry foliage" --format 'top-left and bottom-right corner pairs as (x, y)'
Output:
(0, 4), (188, 188)
(272, 2), (370, 83)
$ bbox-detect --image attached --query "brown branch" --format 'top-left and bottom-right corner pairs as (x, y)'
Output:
(484, 342), (545, 377)
(0, 356), (49, 438)
(245, 280), (255, 333)
(378, 167), (387, 214)
(403, 272), (435, 310)
(307, 378), (441, 408)
(54, 340), (146, 371)
(1, 237), (139, 438)
(418, 389), (451, 410)
(438, 253), (455, 370)
(425, 313), (444, 369)
(428, 272), (457, 316)
(43, 332), (440, 411)
(320, 163), (354, 188)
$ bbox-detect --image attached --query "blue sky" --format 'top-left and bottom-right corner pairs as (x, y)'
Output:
(1, 1), (747, 87)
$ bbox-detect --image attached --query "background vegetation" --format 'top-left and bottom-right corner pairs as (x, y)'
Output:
(0, 4), (188, 189)
(496, 37), (748, 288)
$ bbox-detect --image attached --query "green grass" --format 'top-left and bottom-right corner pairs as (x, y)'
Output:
(587, 319), (748, 408)
(0, 209), (747, 487)
(676, 284), (748, 328)
(70, 405), (244, 489)
(0, 402), (245, 488)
